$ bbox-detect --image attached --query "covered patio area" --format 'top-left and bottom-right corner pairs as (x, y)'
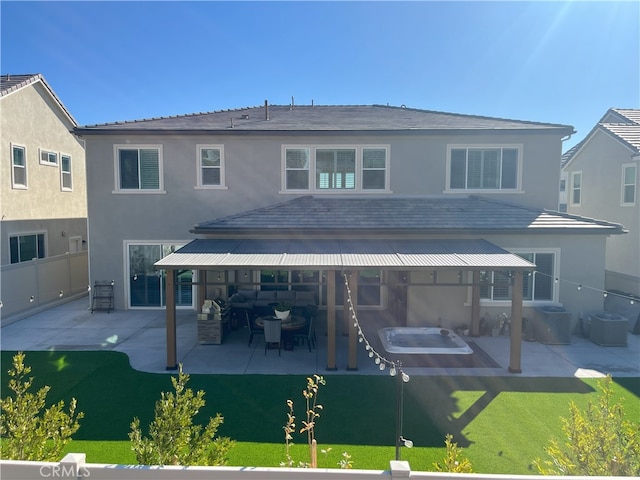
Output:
(155, 238), (535, 373)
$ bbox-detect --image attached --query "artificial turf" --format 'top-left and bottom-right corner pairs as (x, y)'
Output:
(1, 350), (638, 473)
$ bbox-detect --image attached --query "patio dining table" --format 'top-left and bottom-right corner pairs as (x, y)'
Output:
(254, 314), (307, 331)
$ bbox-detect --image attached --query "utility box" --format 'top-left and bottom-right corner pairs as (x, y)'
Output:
(533, 305), (572, 345)
(588, 311), (628, 347)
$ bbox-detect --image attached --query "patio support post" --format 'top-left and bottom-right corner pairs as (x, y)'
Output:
(471, 270), (481, 336)
(346, 270), (359, 371)
(508, 270), (524, 373)
(326, 270), (337, 370)
(166, 268), (178, 370)
(197, 269), (206, 310)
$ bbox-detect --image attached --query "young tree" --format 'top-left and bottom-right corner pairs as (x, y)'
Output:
(0, 352), (83, 461)
(535, 374), (640, 476)
(433, 433), (473, 473)
(129, 364), (234, 466)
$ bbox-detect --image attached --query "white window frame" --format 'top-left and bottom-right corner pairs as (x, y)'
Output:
(9, 231), (46, 264)
(60, 153), (72, 191)
(113, 144), (165, 194)
(445, 144), (523, 193)
(477, 248), (560, 306)
(39, 148), (58, 166)
(195, 144), (227, 189)
(570, 171), (582, 206)
(11, 143), (27, 189)
(281, 144), (391, 193)
(621, 163), (636, 206)
(124, 240), (193, 310)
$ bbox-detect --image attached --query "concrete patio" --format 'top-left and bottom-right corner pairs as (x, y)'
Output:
(1, 296), (638, 378)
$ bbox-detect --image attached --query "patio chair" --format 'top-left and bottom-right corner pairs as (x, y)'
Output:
(263, 318), (282, 356)
(245, 310), (263, 347)
(293, 315), (315, 351)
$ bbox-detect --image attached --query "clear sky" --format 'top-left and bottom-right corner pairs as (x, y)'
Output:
(2, 1), (638, 150)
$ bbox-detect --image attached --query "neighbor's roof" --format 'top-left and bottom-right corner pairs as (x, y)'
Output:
(0, 73), (78, 127)
(562, 108), (640, 165)
(74, 104), (574, 135)
(155, 238), (537, 270)
(192, 195), (626, 235)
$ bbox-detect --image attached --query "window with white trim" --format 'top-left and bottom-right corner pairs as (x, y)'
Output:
(570, 171), (582, 206)
(480, 251), (556, 302)
(11, 144), (27, 188)
(115, 145), (163, 192)
(196, 145), (225, 187)
(448, 145), (520, 191)
(39, 149), (58, 166)
(10, 233), (45, 264)
(283, 145), (389, 192)
(622, 163), (636, 206)
(60, 154), (72, 191)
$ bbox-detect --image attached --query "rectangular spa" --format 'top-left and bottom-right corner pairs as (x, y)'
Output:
(378, 327), (473, 355)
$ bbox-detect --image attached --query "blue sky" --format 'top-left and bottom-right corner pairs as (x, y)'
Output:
(2, 1), (638, 150)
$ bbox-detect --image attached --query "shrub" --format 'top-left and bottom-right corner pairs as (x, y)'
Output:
(129, 365), (234, 466)
(433, 433), (473, 473)
(0, 351), (83, 461)
(535, 374), (640, 476)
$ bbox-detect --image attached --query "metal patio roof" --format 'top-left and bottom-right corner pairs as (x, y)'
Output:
(155, 238), (536, 270)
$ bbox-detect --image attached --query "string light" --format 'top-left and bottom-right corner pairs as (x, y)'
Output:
(342, 273), (407, 380)
(533, 271), (638, 305)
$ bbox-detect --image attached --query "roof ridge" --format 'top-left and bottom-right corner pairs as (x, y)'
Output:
(0, 73), (42, 96)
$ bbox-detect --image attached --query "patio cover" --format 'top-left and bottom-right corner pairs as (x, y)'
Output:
(155, 238), (536, 270)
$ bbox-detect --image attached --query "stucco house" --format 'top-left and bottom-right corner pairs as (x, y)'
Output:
(562, 108), (639, 298)
(74, 103), (624, 371)
(1, 74), (88, 320)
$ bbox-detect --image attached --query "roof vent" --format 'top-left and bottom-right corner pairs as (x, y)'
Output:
(241, 114), (249, 119)
(264, 100), (269, 120)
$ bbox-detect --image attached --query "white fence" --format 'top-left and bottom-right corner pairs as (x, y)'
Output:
(0, 251), (88, 323)
(0, 454), (627, 480)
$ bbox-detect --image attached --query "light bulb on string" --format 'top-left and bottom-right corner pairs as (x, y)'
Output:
(577, 284), (582, 291)
(389, 365), (397, 376)
(401, 372), (410, 383)
(369, 351), (374, 358)
(375, 357), (381, 364)
(379, 363), (386, 371)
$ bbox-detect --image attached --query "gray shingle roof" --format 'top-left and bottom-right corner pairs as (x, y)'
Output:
(193, 195), (625, 234)
(75, 104), (574, 135)
(0, 73), (78, 126)
(562, 108), (640, 164)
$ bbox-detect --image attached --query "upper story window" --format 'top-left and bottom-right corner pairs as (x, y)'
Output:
(196, 145), (225, 188)
(114, 145), (164, 193)
(39, 148), (58, 166)
(559, 179), (566, 192)
(570, 171), (582, 206)
(60, 154), (72, 191)
(283, 145), (389, 193)
(11, 144), (27, 189)
(447, 145), (521, 192)
(10, 233), (45, 264)
(622, 163), (636, 206)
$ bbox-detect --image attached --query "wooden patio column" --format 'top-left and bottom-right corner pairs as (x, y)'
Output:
(165, 268), (178, 370)
(508, 270), (524, 373)
(197, 270), (206, 310)
(346, 271), (358, 371)
(326, 270), (337, 370)
(471, 270), (481, 337)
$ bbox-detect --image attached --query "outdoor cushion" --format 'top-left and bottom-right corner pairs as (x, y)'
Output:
(276, 291), (296, 302)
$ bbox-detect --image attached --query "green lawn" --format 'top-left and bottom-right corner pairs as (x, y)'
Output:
(2, 350), (638, 473)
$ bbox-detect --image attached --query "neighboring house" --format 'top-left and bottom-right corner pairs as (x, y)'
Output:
(1, 74), (88, 320)
(562, 108), (640, 298)
(75, 103), (624, 371)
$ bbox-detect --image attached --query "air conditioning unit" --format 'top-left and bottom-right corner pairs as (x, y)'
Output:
(588, 311), (628, 347)
(533, 305), (571, 344)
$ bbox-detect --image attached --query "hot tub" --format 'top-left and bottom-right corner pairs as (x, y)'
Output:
(378, 327), (473, 355)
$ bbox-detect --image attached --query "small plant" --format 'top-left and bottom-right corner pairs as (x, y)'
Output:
(282, 375), (351, 468)
(275, 302), (292, 312)
(534, 374), (640, 476)
(433, 433), (473, 473)
(0, 351), (84, 461)
(129, 364), (234, 466)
